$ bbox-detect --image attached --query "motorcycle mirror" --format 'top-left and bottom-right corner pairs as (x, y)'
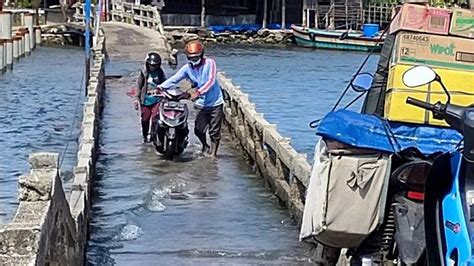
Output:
(351, 73), (373, 92)
(402, 65), (437, 88)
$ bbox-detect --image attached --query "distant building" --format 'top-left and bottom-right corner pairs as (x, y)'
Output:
(137, 0), (365, 29)
(159, 0), (304, 27)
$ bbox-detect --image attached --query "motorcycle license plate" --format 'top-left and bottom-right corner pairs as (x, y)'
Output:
(164, 102), (185, 112)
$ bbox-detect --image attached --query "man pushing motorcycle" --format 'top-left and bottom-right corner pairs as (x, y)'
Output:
(158, 40), (224, 159)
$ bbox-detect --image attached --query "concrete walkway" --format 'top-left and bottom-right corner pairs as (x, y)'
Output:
(87, 22), (313, 264)
(103, 22), (170, 60)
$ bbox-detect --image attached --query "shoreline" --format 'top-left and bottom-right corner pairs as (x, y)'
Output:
(165, 28), (295, 46)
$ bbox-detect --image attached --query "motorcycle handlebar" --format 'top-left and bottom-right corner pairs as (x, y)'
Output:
(406, 97), (435, 111)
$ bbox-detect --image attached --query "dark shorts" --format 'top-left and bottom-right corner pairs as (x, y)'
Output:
(141, 103), (159, 123)
(194, 104), (224, 141)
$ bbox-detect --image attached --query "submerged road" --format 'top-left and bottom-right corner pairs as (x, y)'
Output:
(87, 22), (314, 265)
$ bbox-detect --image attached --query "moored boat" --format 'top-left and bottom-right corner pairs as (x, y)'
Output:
(291, 24), (384, 52)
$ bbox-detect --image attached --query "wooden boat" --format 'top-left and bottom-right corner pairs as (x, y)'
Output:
(291, 25), (384, 52)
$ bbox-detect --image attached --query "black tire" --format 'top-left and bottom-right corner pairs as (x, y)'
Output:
(164, 137), (176, 159)
(310, 242), (342, 266)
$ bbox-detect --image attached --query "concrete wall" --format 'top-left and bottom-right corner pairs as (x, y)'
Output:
(0, 29), (106, 266)
(0, 153), (80, 265)
(161, 14), (256, 26)
(217, 73), (310, 224)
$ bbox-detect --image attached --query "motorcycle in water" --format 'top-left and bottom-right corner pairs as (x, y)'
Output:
(152, 88), (190, 158)
(401, 65), (474, 266)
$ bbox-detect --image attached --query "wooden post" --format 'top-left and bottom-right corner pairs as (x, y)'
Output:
(302, 0), (306, 27)
(329, 0), (335, 29)
(470, 0), (474, 10)
(379, 3), (382, 26)
(307, 8), (310, 27)
(281, 0), (286, 29)
(345, 0), (348, 30)
(315, 0), (319, 29)
(200, 0), (205, 28)
(314, 9), (318, 29)
(263, 0), (268, 29)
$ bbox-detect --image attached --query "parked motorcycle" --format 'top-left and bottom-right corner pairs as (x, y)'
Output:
(402, 65), (474, 266)
(153, 88), (190, 158)
(306, 71), (437, 265)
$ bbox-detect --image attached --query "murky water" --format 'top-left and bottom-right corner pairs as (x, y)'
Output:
(0, 47), (84, 224)
(87, 45), (377, 265)
(207, 44), (378, 159)
(87, 58), (316, 265)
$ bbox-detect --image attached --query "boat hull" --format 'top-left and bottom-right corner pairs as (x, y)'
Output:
(292, 25), (383, 52)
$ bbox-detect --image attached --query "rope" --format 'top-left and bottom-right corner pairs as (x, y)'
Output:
(59, 68), (86, 167)
(309, 8), (400, 129)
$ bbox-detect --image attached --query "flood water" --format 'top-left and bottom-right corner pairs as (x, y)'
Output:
(86, 45), (378, 265)
(0, 43), (380, 263)
(0, 47), (84, 224)
(208, 44), (378, 158)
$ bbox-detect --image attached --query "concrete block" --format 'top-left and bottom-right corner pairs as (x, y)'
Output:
(18, 171), (54, 202)
(81, 124), (95, 144)
(11, 201), (49, 224)
(71, 173), (88, 192)
(0, 226), (41, 256)
(253, 113), (270, 133)
(78, 143), (94, 159)
(292, 156), (311, 187)
(75, 158), (91, 176)
(69, 190), (85, 218)
(29, 153), (59, 170)
(236, 93), (251, 107)
(241, 103), (258, 126)
(263, 124), (282, 150)
(276, 141), (298, 170)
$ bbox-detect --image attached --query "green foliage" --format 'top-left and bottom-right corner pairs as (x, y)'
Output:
(18, 0), (33, 8)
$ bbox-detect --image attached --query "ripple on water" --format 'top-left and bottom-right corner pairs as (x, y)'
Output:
(87, 46), (375, 264)
(0, 47), (84, 224)
(116, 224), (143, 241)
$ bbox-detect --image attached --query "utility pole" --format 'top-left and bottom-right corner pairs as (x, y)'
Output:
(281, 0), (286, 29)
(263, 0), (268, 29)
(85, 0), (91, 89)
(200, 0), (205, 28)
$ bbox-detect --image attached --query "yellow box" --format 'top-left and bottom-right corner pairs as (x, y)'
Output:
(384, 64), (474, 127)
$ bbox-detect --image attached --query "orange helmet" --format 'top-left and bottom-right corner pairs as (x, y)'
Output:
(184, 40), (204, 58)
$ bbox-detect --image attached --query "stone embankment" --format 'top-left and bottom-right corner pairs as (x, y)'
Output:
(217, 73), (310, 223)
(165, 28), (294, 45)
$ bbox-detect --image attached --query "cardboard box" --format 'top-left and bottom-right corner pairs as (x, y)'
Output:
(392, 31), (474, 72)
(450, 8), (474, 39)
(384, 64), (474, 127)
(390, 4), (451, 35)
(385, 90), (474, 126)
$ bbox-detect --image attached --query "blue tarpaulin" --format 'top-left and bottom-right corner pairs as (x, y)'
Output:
(208, 23), (291, 33)
(316, 110), (462, 156)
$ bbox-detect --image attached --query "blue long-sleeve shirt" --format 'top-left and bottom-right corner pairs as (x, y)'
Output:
(159, 57), (224, 108)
